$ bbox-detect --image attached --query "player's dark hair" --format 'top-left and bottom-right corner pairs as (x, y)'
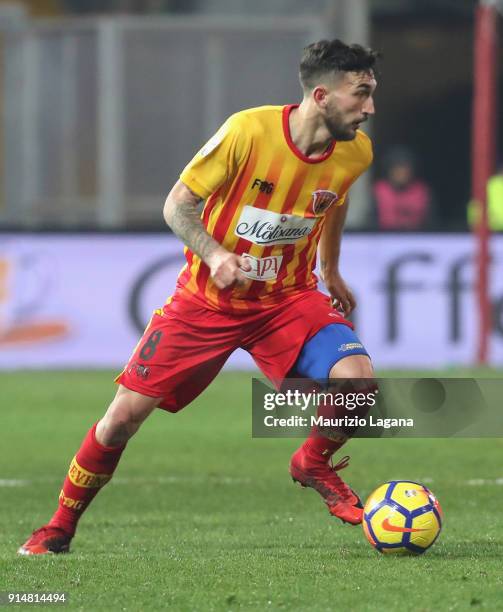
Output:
(299, 39), (379, 90)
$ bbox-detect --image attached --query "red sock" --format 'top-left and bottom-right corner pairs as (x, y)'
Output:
(48, 423), (125, 536)
(302, 428), (347, 463)
(300, 382), (359, 462)
(300, 378), (377, 462)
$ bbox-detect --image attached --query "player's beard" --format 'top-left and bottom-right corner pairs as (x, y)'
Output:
(324, 107), (359, 141)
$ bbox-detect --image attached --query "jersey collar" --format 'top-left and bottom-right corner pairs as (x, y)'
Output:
(282, 104), (336, 164)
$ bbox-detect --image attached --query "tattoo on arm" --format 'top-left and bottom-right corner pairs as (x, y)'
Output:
(167, 194), (221, 263)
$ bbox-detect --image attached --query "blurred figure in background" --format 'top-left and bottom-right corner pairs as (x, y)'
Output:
(373, 147), (433, 230)
(467, 159), (503, 231)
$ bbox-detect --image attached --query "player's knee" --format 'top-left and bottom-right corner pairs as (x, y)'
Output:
(97, 386), (160, 446)
(328, 354), (374, 380)
(327, 355), (377, 430)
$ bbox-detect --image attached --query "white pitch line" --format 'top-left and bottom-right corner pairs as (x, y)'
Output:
(3, 476), (503, 487)
(466, 478), (503, 486)
(112, 476), (251, 485)
(0, 475), (251, 487)
(0, 479), (30, 487)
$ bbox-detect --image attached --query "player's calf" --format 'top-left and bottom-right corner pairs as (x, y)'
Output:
(290, 355), (376, 525)
(18, 386), (160, 555)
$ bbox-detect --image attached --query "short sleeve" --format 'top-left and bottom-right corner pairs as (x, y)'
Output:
(180, 113), (252, 200)
(338, 132), (374, 203)
(354, 130), (374, 178)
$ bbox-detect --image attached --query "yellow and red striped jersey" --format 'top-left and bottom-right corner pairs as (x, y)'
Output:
(176, 104), (372, 313)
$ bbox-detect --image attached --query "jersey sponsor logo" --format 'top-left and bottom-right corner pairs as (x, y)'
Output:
(59, 489), (85, 511)
(380, 517), (427, 533)
(68, 456), (112, 489)
(241, 253), (283, 281)
(311, 189), (339, 215)
(128, 361), (150, 379)
(252, 178), (274, 194)
(338, 342), (364, 352)
(235, 206), (315, 245)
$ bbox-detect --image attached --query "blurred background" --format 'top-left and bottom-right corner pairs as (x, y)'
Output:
(0, 0), (502, 370)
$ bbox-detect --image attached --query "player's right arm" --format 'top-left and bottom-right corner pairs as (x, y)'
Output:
(163, 180), (250, 289)
(165, 112), (254, 288)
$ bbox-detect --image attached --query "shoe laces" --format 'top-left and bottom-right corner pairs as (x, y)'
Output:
(31, 525), (66, 539)
(31, 526), (51, 537)
(331, 455), (350, 471)
(324, 455), (353, 501)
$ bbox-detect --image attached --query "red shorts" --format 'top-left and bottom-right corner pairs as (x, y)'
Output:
(116, 289), (352, 412)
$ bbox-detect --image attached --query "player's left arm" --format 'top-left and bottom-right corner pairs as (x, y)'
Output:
(318, 196), (356, 316)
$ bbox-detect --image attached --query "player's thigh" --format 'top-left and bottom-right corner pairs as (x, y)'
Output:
(294, 323), (371, 381)
(117, 308), (238, 413)
(244, 292), (353, 384)
(295, 326), (376, 427)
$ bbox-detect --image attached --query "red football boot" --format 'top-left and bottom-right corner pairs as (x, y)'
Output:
(290, 449), (363, 524)
(18, 526), (73, 555)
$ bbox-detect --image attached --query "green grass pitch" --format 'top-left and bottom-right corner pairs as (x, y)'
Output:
(1, 370), (503, 610)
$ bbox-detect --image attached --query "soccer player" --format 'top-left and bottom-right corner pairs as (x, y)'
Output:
(19, 39), (378, 555)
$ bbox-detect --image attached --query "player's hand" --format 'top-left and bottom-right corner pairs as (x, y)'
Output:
(323, 271), (356, 317)
(206, 247), (252, 289)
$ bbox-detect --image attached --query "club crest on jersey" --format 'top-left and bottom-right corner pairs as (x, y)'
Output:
(311, 190), (339, 215)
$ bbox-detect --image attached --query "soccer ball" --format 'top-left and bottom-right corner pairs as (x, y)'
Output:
(363, 481), (442, 554)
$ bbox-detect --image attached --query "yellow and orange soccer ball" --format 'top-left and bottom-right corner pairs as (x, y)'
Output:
(363, 481), (443, 554)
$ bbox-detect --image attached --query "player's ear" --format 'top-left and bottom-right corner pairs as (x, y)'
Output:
(313, 86), (328, 107)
